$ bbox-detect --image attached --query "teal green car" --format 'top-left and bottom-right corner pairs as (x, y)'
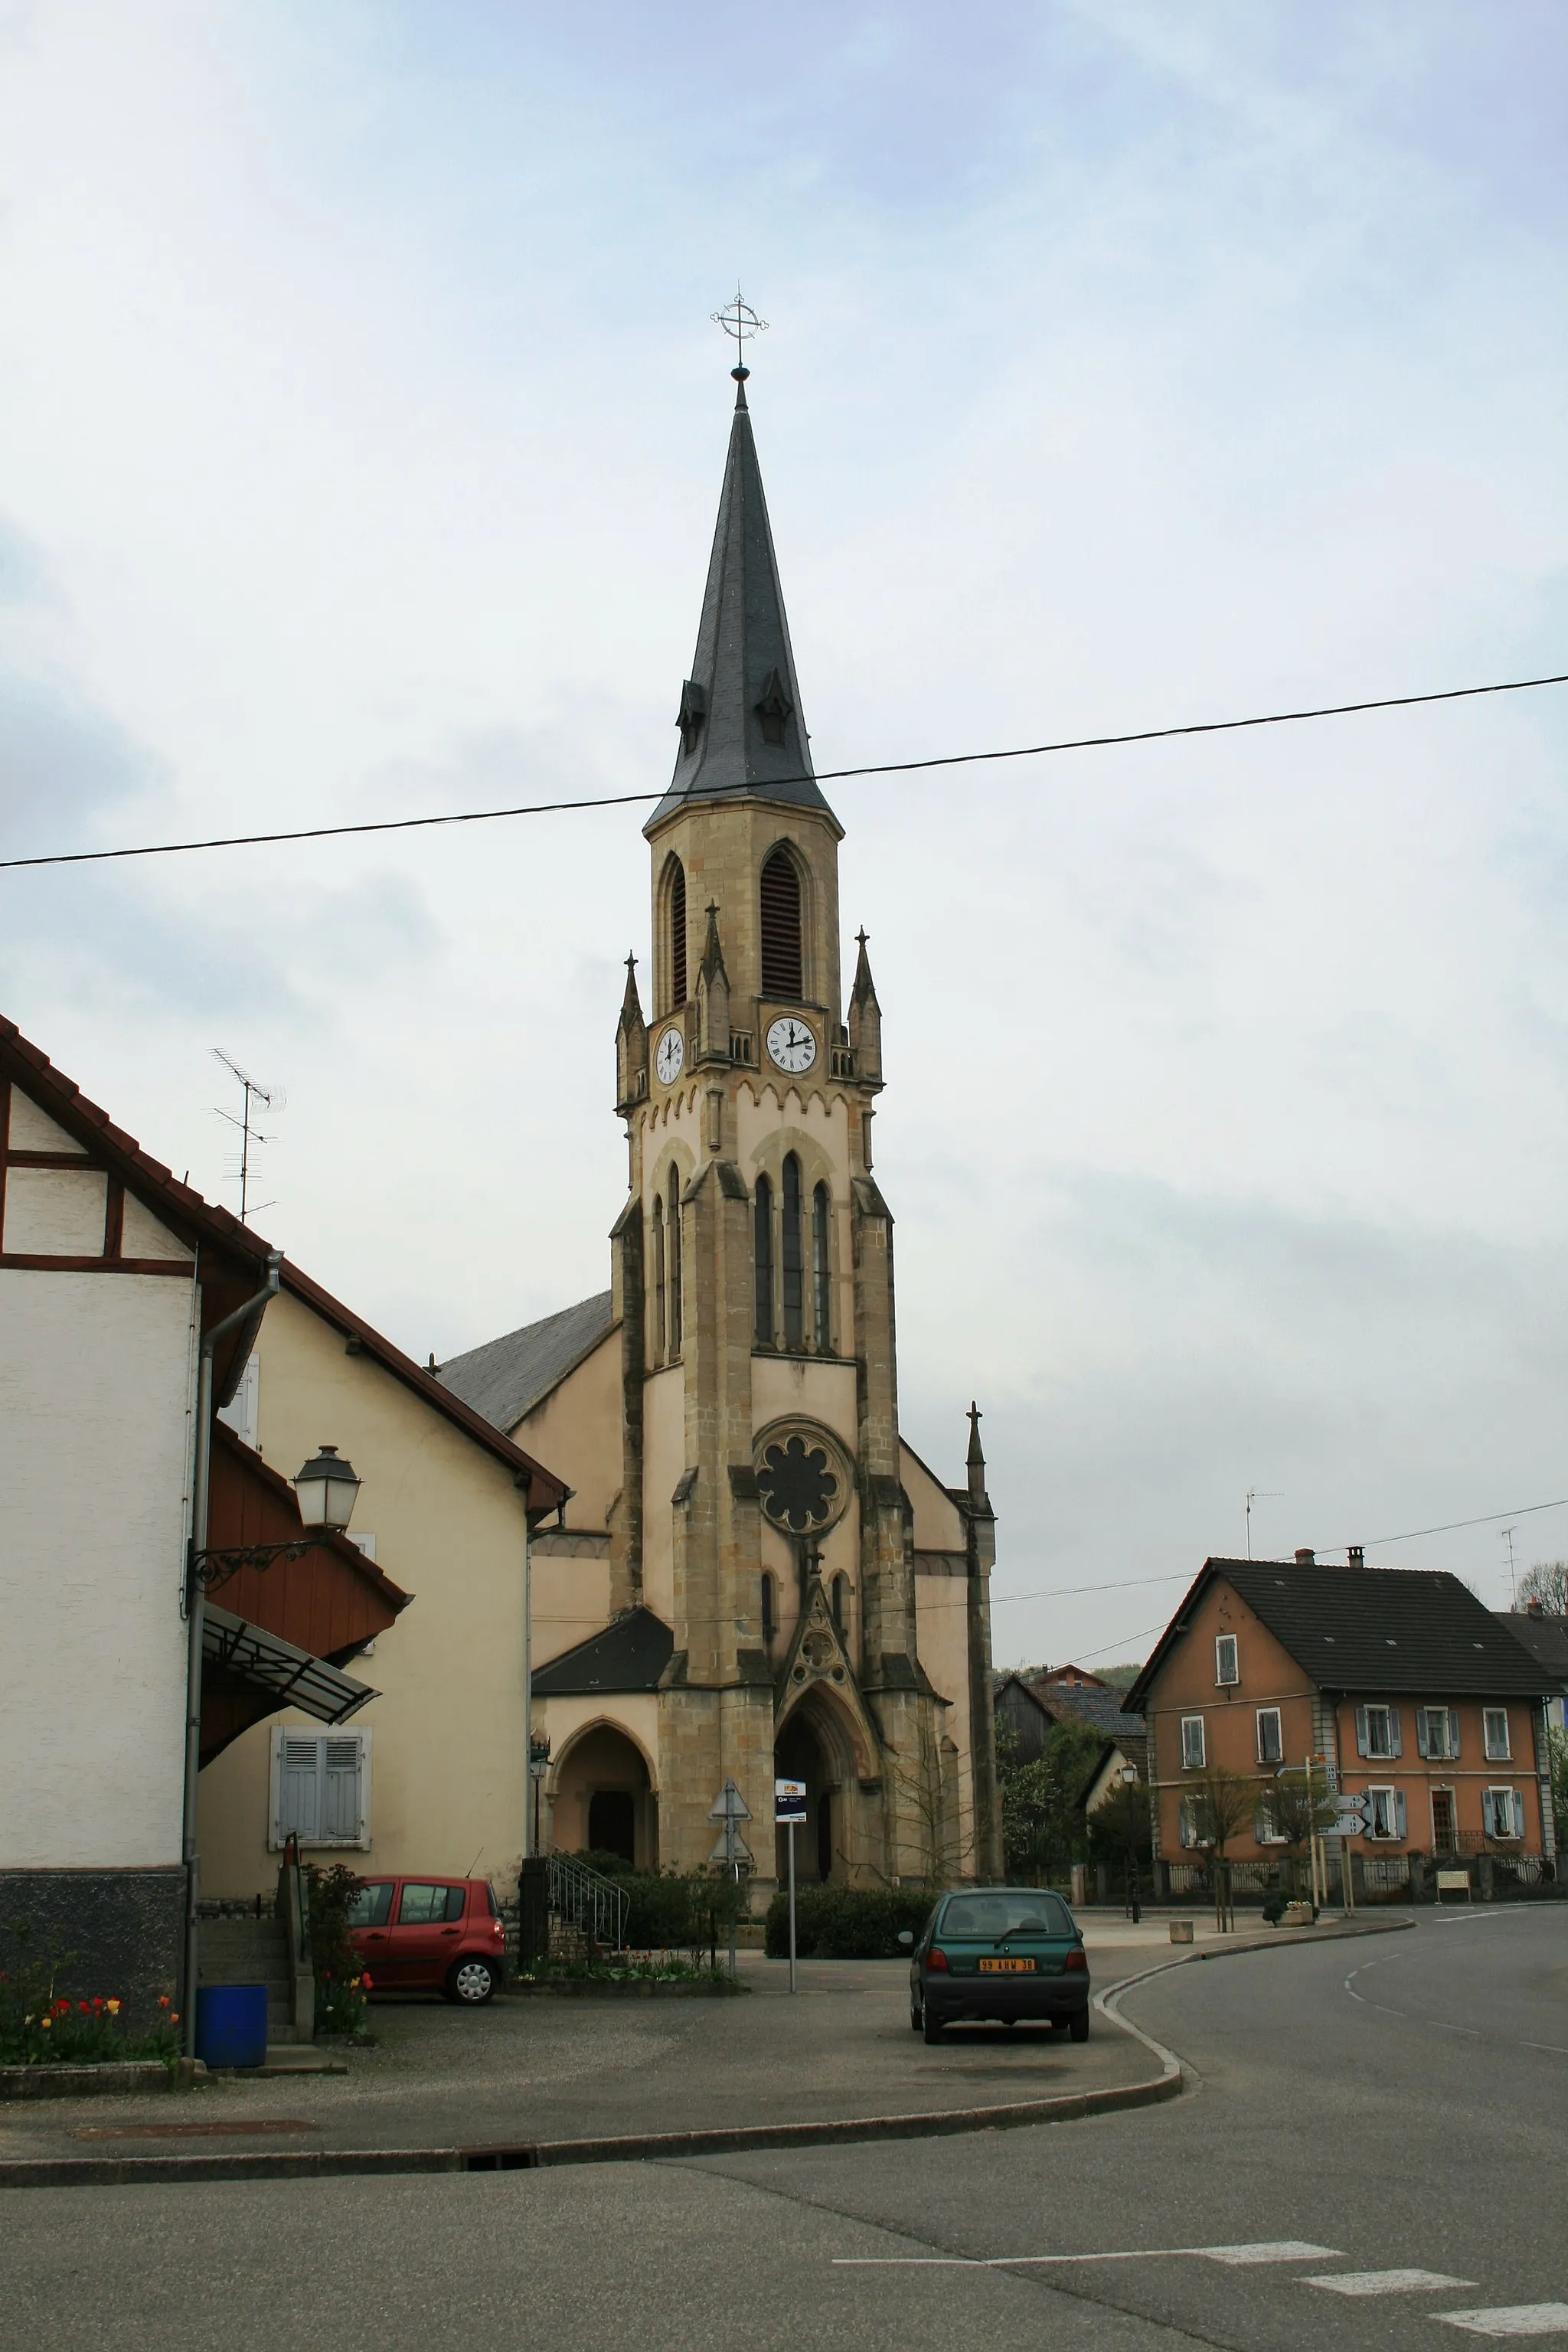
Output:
(902, 1888), (1091, 2045)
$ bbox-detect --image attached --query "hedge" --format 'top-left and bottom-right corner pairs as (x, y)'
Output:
(764, 1884), (940, 1959)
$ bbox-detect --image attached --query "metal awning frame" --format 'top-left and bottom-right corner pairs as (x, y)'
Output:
(203, 1603), (377, 1725)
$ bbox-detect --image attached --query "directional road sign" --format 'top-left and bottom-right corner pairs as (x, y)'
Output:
(1335, 1799), (1369, 1836)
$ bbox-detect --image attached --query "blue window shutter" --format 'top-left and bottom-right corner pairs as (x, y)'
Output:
(1449, 1708), (1462, 1759)
(1415, 1710), (1429, 1759)
(1394, 1790), (1407, 1840)
(1355, 1706), (1369, 1757)
(1389, 1710), (1403, 1759)
(1515, 1787), (1527, 1839)
(1481, 1790), (1494, 1837)
(280, 1735), (322, 1844)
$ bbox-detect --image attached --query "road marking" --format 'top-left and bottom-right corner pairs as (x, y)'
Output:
(1304, 2272), (1476, 2297)
(834, 2242), (1342, 2270)
(1436, 2310), (1568, 2337)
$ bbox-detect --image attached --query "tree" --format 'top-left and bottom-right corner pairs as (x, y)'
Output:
(998, 1718), (1103, 1883)
(1517, 1562), (1568, 1615)
(1265, 1767), (1340, 1886)
(1547, 1728), (1568, 1857)
(1188, 1768), (1256, 1931)
(1086, 1777), (1154, 1900)
(891, 1715), (972, 1891)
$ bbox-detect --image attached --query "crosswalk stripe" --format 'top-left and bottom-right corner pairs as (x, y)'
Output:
(1436, 2309), (1568, 2337)
(833, 2241), (1343, 2270)
(1200, 2243), (1343, 2265)
(1304, 2272), (1476, 2297)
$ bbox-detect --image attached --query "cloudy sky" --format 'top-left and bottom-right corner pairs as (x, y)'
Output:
(3, 2), (1567, 1671)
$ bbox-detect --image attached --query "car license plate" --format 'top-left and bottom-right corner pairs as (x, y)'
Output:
(978, 1958), (1036, 1973)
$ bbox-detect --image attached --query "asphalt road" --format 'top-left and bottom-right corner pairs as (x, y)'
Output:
(5, 1906), (1566, 2352)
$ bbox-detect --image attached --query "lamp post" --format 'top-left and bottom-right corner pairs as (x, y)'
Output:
(189, 1444), (361, 1587)
(1120, 1763), (1142, 1925)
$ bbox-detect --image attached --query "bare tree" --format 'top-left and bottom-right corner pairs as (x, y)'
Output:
(892, 1717), (972, 1892)
(1191, 1768), (1256, 1932)
(1265, 1768), (1340, 1895)
(1517, 1561), (1568, 1615)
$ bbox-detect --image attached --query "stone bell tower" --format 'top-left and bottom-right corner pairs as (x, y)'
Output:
(607, 354), (1000, 1897)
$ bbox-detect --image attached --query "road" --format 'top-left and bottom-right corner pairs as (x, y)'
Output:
(5, 1907), (1566, 2351)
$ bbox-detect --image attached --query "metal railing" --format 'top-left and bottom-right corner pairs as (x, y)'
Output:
(545, 1853), (629, 1952)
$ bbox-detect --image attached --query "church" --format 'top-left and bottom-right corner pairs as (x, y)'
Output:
(440, 359), (1001, 1905)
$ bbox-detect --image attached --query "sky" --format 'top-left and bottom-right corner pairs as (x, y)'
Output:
(3, 1), (1567, 1672)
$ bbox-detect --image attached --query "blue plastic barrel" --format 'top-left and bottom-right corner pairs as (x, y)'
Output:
(194, 1983), (269, 2069)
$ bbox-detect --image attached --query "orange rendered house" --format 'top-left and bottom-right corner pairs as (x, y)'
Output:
(1125, 1553), (1565, 1895)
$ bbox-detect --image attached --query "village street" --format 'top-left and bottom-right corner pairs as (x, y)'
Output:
(6, 1907), (1568, 2351)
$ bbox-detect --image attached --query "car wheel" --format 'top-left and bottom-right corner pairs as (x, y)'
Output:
(910, 1998), (923, 2033)
(923, 2011), (946, 2044)
(446, 1958), (497, 2005)
(1069, 2009), (1089, 2043)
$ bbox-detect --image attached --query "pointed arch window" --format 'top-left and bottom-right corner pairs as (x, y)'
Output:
(667, 858), (688, 1009)
(753, 1174), (774, 1345)
(781, 1153), (804, 1350)
(760, 849), (802, 999)
(761, 1572), (777, 1649)
(667, 1163), (683, 1354)
(651, 1194), (666, 1363)
(831, 1573), (851, 1635)
(812, 1181), (831, 1352)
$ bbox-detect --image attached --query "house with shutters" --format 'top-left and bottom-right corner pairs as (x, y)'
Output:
(1, 1014), (569, 2022)
(1126, 1550), (1566, 1888)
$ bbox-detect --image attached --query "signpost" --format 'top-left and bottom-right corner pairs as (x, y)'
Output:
(775, 1778), (806, 1992)
(708, 1779), (752, 1979)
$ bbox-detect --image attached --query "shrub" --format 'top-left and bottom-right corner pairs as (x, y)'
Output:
(764, 1883), (939, 1960)
(0, 1929), (178, 2066)
(616, 1868), (746, 1962)
(305, 1864), (371, 2036)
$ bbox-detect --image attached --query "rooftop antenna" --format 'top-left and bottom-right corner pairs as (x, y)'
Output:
(1245, 1490), (1283, 1560)
(710, 284), (768, 383)
(210, 1047), (283, 1225)
(1501, 1524), (1519, 1609)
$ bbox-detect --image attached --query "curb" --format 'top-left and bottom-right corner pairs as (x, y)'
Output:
(0, 1917), (1409, 2187)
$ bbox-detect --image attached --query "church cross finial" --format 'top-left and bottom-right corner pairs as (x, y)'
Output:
(710, 285), (768, 385)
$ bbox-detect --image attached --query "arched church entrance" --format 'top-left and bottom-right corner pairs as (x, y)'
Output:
(774, 1689), (858, 1885)
(549, 1723), (658, 1870)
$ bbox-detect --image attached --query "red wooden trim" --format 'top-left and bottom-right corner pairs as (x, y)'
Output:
(0, 1082), (7, 1251)
(103, 1177), (125, 1257)
(2, 1148), (98, 1168)
(0, 1253), (194, 1275)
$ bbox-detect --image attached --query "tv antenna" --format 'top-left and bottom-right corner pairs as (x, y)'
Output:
(1501, 1524), (1519, 1608)
(1245, 1489), (1283, 1560)
(211, 1048), (283, 1224)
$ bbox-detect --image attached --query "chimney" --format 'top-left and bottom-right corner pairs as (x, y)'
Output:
(1295, 1548), (1315, 1567)
(1527, 1599), (1544, 1618)
(1348, 1545), (1364, 1570)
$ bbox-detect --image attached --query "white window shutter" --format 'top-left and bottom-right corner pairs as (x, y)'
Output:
(1355, 1706), (1369, 1756)
(279, 1734), (322, 1844)
(322, 1737), (363, 1844)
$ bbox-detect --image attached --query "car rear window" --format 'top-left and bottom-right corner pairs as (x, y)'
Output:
(397, 1883), (466, 1926)
(485, 1883), (500, 1918)
(345, 1883), (394, 1928)
(939, 1893), (1073, 1939)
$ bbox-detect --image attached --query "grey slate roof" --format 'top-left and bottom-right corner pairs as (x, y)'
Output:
(1127, 1558), (1560, 1711)
(645, 383), (839, 834)
(532, 1608), (675, 1697)
(1498, 1610), (1568, 1684)
(436, 1291), (615, 1434)
(1034, 1682), (1148, 1745)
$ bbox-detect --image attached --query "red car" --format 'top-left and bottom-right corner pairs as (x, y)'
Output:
(345, 1876), (506, 2004)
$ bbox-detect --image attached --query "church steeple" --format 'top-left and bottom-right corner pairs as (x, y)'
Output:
(646, 381), (839, 835)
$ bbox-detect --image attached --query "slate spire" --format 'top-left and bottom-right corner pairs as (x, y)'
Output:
(646, 380), (839, 834)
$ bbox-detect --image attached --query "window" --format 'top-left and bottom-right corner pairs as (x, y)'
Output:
(1484, 1708), (1511, 1761)
(1484, 1787), (1522, 1840)
(1178, 1798), (1199, 1847)
(397, 1883), (466, 1926)
(812, 1182), (831, 1351)
(272, 1730), (370, 1849)
(666, 1165), (683, 1353)
(667, 857), (688, 1008)
(1256, 1707), (1283, 1765)
(1357, 1704), (1400, 1759)
(1418, 1707), (1460, 1761)
(760, 1572), (776, 1647)
(1181, 1716), (1206, 1770)
(781, 1153), (804, 1349)
(753, 1174), (773, 1344)
(345, 1881), (393, 1929)
(1365, 1785), (1405, 1841)
(760, 849), (803, 998)
(1255, 1798), (1289, 1845)
(651, 1194), (666, 1361)
(831, 1573), (851, 1635)
(1214, 1634), (1239, 1686)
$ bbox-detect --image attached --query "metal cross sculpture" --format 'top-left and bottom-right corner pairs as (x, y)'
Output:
(711, 286), (768, 377)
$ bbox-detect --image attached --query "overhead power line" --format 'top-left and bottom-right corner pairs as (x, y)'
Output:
(2, 668), (1564, 874)
(1314, 1494), (1568, 1559)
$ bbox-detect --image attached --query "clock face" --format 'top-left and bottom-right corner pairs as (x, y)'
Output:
(766, 1015), (817, 1074)
(655, 1027), (684, 1086)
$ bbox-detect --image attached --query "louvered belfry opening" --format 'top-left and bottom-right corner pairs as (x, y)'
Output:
(668, 859), (688, 1007)
(760, 848), (802, 998)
